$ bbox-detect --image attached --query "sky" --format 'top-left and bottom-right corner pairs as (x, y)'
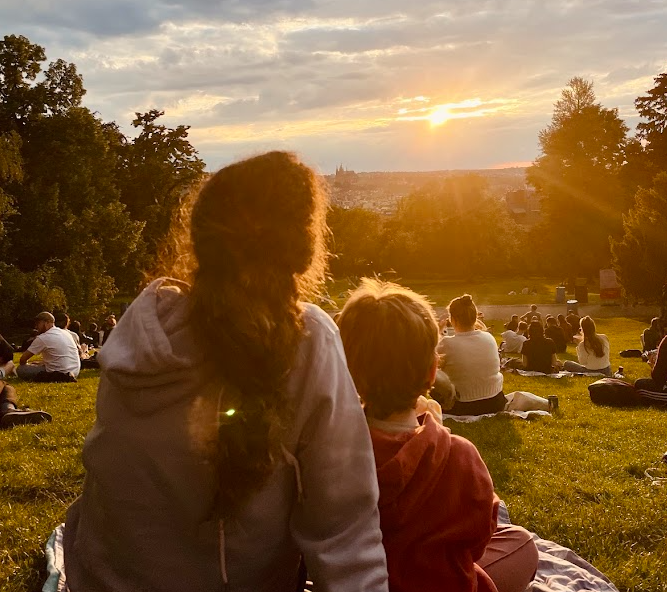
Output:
(2, 0), (667, 173)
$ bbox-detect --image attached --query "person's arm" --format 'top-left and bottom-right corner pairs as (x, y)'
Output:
(19, 350), (34, 365)
(651, 336), (667, 388)
(289, 313), (388, 591)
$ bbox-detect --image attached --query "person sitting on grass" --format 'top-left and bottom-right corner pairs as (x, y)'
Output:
(520, 304), (542, 325)
(566, 309), (581, 334)
(504, 315), (519, 332)
(520, 321), (560, 374)
(501, 321), (527, 354)
(437, 294), (506, 416)
(544, 316), (567, 353)
(18, 312), (80, 381)
(0, 379), (52, 428)
(61, 151), (388, 592)
(636, 334), (667, 395)
(557, 314), (573, 343)
(563, 316), (611, 376)
(642, 317), (662, 353)
(337, 279), (538, 592)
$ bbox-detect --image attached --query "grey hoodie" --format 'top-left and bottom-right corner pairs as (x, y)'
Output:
(64, 278), (388, 592)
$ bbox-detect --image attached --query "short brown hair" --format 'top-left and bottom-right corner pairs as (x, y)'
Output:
(338, 279), (439, 419)
(448, 294), (477, 329)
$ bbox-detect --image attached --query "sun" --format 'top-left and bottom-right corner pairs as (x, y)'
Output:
(429, 106), (451, 126)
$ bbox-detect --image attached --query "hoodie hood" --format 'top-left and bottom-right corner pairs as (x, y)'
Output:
(371, 413), (452, 523)
(98, 277), (204, 415)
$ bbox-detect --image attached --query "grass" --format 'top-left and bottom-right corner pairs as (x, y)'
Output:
(325, 277), (601, 307)
(1, 316), (666, 591)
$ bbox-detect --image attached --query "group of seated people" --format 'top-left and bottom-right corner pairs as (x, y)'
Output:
(498, 305), (610, 376)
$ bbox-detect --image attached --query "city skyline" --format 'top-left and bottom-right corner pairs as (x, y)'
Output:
(2, 0), (666, 172)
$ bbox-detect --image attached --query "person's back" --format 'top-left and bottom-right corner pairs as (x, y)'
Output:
(521, 322), (557, 374)
(500, 326), (526, 354)
(544, 321), (566, 353)
(338, 280), (537, 592)
(63, 152), (388, 592)
(29, 326), (80, 376)
(566, 311), (581, 333)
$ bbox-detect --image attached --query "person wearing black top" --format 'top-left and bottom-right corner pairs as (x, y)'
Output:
(521, 321), (559, 374)
(544, 317), (567, 353)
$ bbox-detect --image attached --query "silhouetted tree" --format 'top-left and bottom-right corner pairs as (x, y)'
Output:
(527, 78), (630, 275)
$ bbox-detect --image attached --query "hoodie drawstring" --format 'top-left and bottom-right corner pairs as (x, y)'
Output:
(281, 444), (304, 503)
(218, 519), (228, 585)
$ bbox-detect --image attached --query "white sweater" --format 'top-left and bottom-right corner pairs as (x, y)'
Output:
(576, 334), (610, 370)
(438, 330), (503, 402)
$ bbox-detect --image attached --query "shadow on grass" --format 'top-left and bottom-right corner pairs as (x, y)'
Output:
(443, 414), (523, 491)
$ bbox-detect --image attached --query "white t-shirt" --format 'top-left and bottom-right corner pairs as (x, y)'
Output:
(501, 330), (527, 353)
(28, 326), (81, 376)
(576, 334), (610, 370)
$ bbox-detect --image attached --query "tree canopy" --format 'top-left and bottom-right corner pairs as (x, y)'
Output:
(0, 35), (204, 328)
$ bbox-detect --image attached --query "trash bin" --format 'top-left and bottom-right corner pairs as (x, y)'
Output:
(574, 285), (588, 304)
(555, 286), (566, 304)
(566, 299), (578, 315)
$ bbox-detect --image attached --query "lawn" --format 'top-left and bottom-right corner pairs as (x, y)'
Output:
(1, 316), (666, 591)
(324, 277), (602, 307)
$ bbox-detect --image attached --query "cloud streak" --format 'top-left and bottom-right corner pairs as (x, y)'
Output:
(1, 0), (666, 170)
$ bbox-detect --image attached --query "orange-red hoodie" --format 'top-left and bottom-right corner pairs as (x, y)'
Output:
(370, 412), (499, 592)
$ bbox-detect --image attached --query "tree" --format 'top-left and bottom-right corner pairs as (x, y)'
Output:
(527, 78), (630, 275)
(328, 206), (384, 277)
(611, 173), (667, 300)
(117, 109), (205, 273)
(635, 72), (667, 176)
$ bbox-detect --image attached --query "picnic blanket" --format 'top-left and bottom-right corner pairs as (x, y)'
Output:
(513, 369), (606, 379)
(44, 506), (619, 592)
(443, 409), (551, 423)
(498, 502), (619, 592)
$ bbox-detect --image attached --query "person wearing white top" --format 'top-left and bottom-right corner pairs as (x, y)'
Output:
(563, 316), (611, 376)
(438, 294), (505, 416)
(18, 312), (81, 379)
(501, 321), (528, 353)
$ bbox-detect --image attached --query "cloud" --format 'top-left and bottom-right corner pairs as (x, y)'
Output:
(1, 0), (666, 170)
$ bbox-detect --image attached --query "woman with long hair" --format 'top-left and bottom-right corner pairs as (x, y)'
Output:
(438, 294), (506, 415)
(563, 316), (611, 376)
(62, 152), (388, 592)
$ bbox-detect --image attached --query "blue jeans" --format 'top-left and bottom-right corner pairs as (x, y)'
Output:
(17, 364), (46, 380)
(563, 361), (611, 376)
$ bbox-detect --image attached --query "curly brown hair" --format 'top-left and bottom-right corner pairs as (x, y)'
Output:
(155, 151), (328, 516)
(338, 279), (439, 420)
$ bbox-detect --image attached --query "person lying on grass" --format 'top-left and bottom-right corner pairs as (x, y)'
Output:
(338, 279), (538, 592)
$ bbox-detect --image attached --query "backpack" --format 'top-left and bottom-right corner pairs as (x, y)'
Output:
(588, 378), (643, 407)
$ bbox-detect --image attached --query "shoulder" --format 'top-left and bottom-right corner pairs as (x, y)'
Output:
(300, 303), (339, 344)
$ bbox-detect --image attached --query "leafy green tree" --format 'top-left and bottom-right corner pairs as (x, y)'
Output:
(118, 109), (205, 273)
(379, 175), (521, 278)
(328, 206), (384, 277)
(635, 72), (667, 177)
(527, 78), (630, 275)
(611, 173), (667, 299)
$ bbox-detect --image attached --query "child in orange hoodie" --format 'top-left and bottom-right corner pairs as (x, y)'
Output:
(338, 279), (538, 592)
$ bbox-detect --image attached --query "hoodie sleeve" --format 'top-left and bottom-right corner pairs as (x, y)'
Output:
(446, 436), (499, 563)
(288, 307), (388, 592)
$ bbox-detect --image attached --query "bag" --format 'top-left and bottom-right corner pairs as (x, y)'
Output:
(588, 378), (642, 407)
(619, 349), (643, 358)
(505, 391), (550, 412)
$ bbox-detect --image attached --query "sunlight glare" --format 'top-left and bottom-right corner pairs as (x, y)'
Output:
(429, 106), (451, 127)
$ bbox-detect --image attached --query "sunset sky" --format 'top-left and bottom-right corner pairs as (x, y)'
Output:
(2, 1), (667, 172)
